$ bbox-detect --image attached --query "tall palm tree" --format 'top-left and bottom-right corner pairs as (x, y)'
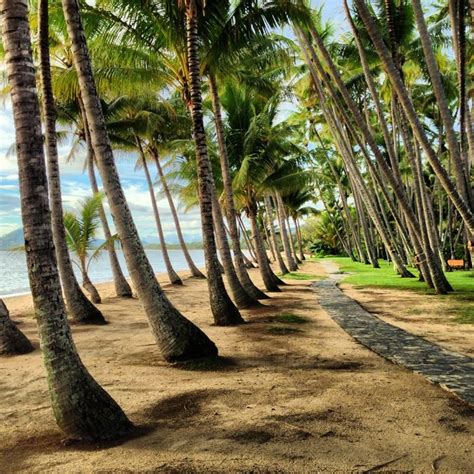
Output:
(354, 0), (474, 236)
(0, 299), (34, 355)
(60, 0), (218, 360)
(180, 0), (244, 325)
(37, 0), (106, 323)
(82, 116), (134, 297)
(1, 0), (132, 440)
(137, 140), (183, 285)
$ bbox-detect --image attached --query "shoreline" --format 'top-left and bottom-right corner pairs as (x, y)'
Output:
(1, 268), (189, 311)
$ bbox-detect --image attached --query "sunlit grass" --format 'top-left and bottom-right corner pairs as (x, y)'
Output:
(319, 256), (474, 323)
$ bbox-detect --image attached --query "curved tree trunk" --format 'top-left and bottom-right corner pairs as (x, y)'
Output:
(294, 217), (305, 261)
(61, 0), (217, 360)
(238, 216), (259, 264)
(184, 6), (244, 325)
(208, 74), (267, 300)
(274, 192), (298, 271)
(264, 196), (289, 275)
(286, 217), (302, 264)
(212, 193), (258, 310)
(2, 0), (132, 440)
(151, 149), (205, 279)
(412, 0), (471, 208)
(38, 9), (105, 325)
(0, 299), (34, 355)
(248, 205), (282, 291)
(83, 115), (132, 298)
(81, 270), (101, 304)
(139, 145), (182, 286)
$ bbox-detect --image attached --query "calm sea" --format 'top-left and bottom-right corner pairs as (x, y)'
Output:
(0, 249), (207, 297)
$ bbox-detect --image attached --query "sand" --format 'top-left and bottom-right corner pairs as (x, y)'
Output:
(0, 260), (473, 472)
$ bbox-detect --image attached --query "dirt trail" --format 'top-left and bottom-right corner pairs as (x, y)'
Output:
(0, 261), (472, 472)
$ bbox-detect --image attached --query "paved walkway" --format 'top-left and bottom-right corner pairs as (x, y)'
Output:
(313, 263), (474, 405)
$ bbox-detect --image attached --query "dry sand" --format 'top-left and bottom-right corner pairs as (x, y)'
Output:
(0, 260), (473, 472)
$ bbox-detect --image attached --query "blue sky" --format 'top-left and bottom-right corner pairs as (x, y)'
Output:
(0, 1), (345, 240)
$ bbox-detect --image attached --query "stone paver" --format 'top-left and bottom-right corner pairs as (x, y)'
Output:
(313, 269), (474, 405)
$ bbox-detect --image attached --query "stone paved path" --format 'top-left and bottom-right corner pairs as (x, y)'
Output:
(313, 263), (474, 405)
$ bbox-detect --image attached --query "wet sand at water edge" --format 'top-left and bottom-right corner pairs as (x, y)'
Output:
(0, 260), (473, 472)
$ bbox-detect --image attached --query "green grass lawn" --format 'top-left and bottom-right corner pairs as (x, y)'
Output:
(318, 256), (474, 323)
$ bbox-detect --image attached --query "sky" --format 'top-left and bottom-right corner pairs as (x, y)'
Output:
(0, 1), (345, 241)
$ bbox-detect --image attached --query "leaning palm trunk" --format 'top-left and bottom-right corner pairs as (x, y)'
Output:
(238, 216), (259, 264)
(274, 193), (298, 271)
(81, 106), (133, 298)
(0, 299), (34, 355)
(38, 8), (105, 324)
(184, 4), (243, 325)
(304, 49), (413, 277)
(248, 205), (282, 292)
(294, 217), (305, 261)
(150, 149), (205, 279)
(299, 26), (450, 286)
(212, 193), (258, 310)
(354, 0), (474, 236)
(61, 0), (217, 360)
(411, 0), (471, 208)
(2, 0), (132, 439)
(139, 145), (182, 286)
(208, 74), (267, 300)
(81, 265), (101, 304)
(286, 217), (301, 264)
(86, 152), (133, 297)
(264, 196), (289, 275)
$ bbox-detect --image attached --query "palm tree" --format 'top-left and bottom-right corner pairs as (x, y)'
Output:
(82, 116), (133, 297)
(136, 140), (183, 286)
(0, 299), (34, 355)
(180, 0), (244, 325)
(354, 0), (474, 236)
(1, 0), (132, 439)
(63, 194), (115, 304)
(37, 0), (106, 323)
(60, 0), (218, 360)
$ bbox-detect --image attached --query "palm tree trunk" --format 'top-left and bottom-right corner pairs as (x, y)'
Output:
(2, 0), (132, 439)
(412, 0), (471, 207)
(248, 205), (281, 292)
(351, 179), (380, 268)
(82, 107), (133, 298)
(208, 74), (267, 300)
(286, 216), (302, 264)
(354, 0), (474, 236)
(184, 4), (243, 325)
(81, 266), (101, 304)
(139, 143), (182, 286)
(211, 193), (258, 310)
(38, 6), (105, 324)
(294, 217), (305, 261)
(238, 216), (258, 264)
(264, 196), (289, 275)
(150, 149), (205, 279)
(0, 299), (34, 355)
(298, 26), (431, 281)
(274, 192), (298, 271)
(61, 0), (217, 360)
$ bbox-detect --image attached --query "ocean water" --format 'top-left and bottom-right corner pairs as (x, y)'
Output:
(0, 249), (207, 297)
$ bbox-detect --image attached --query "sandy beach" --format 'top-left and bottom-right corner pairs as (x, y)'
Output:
(1, 260), (473, 472)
